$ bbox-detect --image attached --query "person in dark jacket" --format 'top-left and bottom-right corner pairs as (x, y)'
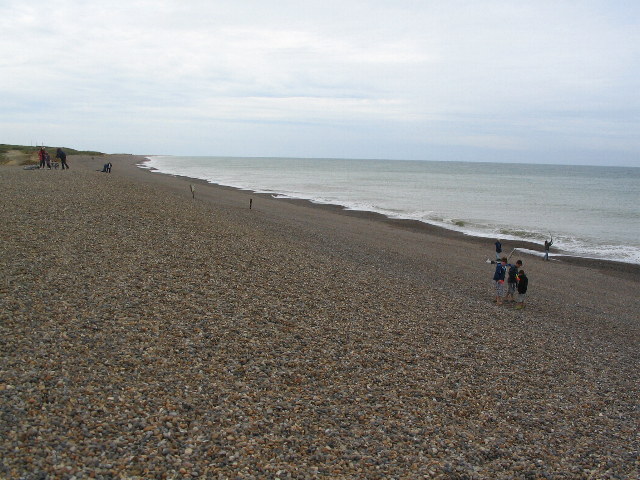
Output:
(494, 239), (502, 261)
(515, 269), (528, 309)
(505, 260), (523, 303)
(56, 148), (69, 169)
(544, 235), (553, 261)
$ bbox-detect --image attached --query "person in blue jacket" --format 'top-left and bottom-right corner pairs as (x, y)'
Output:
(492, 257), (507, 305)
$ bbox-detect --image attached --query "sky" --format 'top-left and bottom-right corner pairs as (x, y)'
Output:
(1, 0), (639, 166)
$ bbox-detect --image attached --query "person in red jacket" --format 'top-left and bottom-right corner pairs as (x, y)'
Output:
(38, 147), (46, 169)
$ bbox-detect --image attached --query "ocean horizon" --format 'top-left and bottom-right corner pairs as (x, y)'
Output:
(141, 156), (640, 265)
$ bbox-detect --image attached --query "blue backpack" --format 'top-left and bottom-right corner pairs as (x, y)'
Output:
(493, 263), (506, 281)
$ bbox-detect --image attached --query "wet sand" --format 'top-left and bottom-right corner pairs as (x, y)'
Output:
(1, 154), (638, 478)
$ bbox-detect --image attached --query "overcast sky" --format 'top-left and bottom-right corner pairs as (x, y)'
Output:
(1, 0), (639, 166)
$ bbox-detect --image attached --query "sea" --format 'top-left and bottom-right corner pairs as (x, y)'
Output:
(141, 156), (640, 265)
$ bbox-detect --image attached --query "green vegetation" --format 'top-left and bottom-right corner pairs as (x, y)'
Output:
(0, 144), (104, 165)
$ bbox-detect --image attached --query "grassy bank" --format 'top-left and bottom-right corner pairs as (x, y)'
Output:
(0, 144), (104, 166)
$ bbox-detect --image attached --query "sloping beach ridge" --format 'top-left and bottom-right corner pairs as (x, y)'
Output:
(1, 154), (638, 478)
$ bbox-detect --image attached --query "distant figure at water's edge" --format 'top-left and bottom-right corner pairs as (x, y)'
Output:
(544, 235), (553, 261)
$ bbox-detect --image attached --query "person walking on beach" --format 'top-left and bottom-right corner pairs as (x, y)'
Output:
(492, 257), (508, 305)
(495, 239), (502, 261)
(505, 260), (523, 303)
(38, 147), (46, 169)
(56, 148), (69, 170)
(45, 150), (51, 169)
(544, 235), (553, 261)
(515, 269), (528, 309)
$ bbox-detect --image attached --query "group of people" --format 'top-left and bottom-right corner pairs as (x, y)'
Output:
(37, 147), (69, 170)
(490, 234), (554, 308)
(491, 256), (528, 308)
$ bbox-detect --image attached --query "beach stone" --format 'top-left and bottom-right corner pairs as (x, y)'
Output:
(0, 156), (637, 479)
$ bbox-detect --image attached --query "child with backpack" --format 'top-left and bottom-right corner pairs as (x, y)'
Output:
(492, 257), (508, 305)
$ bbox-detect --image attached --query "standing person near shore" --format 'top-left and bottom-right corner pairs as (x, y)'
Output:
(56, 148), (68, 170)
(544, 235), (553, 261)
(505, 260), (523, 303)
(495, 239), (502, 261)
(515, 269), (528, 309)
(492, 257), (508, 305)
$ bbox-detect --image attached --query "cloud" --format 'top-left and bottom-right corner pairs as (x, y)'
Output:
(1, 0), (639, 165)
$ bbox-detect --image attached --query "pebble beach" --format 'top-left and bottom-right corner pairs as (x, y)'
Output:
(1, 155), (638, 479)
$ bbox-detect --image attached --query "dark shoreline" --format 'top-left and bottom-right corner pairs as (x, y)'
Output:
(136, 157), (640, 281)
